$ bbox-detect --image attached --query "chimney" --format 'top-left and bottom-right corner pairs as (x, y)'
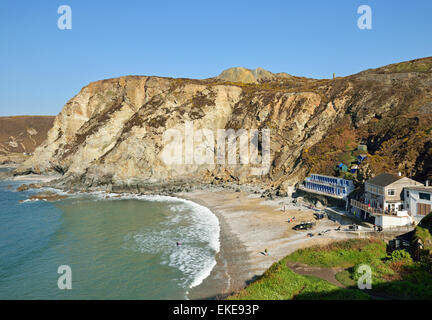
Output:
(426, 180), (430, 187)
(398, 172), (402, 177)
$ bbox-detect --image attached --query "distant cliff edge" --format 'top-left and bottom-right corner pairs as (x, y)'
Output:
(0, 116), (55, 165)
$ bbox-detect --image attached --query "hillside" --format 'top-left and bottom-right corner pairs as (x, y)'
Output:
(229, 239), (432, 300)
(303, 57), (432, 184)
(0, 116), (55, 164)
(14, 57), (432, 193)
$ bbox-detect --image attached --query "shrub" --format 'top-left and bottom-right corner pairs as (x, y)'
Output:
(390, 250), (413, 263)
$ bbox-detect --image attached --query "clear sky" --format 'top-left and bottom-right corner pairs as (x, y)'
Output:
(0, 0), (431, 116)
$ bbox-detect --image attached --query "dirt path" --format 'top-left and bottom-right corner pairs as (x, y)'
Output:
(286, 261), (346, 288)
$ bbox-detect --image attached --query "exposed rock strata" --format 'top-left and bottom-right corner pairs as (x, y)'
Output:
(15, 57), (432, 192)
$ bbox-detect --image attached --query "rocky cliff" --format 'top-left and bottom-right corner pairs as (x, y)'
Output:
(16, 57), (432, 193)
(216, 67), (294, 83)
(0, 116), (55, 164)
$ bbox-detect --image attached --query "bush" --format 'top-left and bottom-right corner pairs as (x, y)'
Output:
(390, 250), (413, 264)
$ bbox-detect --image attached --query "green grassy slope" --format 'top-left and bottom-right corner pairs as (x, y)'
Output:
(229, 238), (432, 300)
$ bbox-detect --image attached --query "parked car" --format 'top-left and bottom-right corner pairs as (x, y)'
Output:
(314, 212), (325, 220)
(293, 222), (315, 230)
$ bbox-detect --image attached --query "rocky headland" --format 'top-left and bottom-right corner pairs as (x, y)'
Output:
(11, 57), (432, 197)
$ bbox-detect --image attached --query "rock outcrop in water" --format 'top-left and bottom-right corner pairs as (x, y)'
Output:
(16, 57), (432, 193)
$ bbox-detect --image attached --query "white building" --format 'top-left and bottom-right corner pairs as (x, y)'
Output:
(350, 173), (423, 229)
(404, 186), (432, 220)
(301, 174), (355, 200)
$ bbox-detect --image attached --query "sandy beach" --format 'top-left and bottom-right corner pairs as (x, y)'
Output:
(1, 171), (364, 299)
(181, 190), (360, 299)
(11, 174), (60, 182)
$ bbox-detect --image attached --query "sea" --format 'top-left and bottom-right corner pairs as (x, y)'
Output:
(0, 168), (220, 299)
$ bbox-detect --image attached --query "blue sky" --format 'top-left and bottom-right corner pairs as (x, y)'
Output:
(0, 0), (431, 116)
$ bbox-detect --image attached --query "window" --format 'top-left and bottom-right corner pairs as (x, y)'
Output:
(406, 190), (410, 197)
(387, 189), (395, 196)
(419, 193), (431, 201)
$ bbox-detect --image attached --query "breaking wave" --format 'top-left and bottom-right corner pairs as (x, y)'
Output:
(40, 188), (221, 291)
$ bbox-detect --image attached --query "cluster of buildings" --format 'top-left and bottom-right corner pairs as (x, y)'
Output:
(300, 172), (432, 229)
(336, 154), (367, 174)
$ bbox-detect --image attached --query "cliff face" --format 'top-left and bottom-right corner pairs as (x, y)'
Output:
(216, 67), (294, 83)
(0, 116), (55, 164)
(17, 57), (432, 192)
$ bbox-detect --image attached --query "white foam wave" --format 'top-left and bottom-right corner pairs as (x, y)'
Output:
(34, 187), (221, 290)
(123, 196), (220, 289)
(19, 198), (38, 203)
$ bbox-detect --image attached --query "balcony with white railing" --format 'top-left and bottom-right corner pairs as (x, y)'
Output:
(350, 199), (402, 216)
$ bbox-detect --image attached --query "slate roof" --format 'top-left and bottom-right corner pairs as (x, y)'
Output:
(405, 186), (432, 192)
(367, 173), (402, 187)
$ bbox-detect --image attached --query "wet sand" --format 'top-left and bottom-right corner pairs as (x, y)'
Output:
(180, 190), (359, 299)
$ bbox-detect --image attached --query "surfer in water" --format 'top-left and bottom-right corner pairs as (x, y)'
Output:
(176, 241), (181, 246)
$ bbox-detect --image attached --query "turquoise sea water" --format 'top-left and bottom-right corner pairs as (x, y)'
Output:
(0, 176), (220, 299)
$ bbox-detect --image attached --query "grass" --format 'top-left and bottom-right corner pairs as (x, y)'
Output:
(335, 269), (356, 287)
(228, 257), (370, 300)
(228, 237), (432, 300)
(392, 61), (432, 73)
(285, 239), (387, 268)
(413, 212), (432, 251)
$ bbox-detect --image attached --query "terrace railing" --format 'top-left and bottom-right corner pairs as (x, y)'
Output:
(350, 199), (384, 215)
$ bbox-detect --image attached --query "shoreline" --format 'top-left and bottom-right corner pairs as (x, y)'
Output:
(3, 174), (365, 299)
(180, 190), (364, 299)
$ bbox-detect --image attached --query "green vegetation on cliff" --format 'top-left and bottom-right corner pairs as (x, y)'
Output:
(228, 255), (370, 300)
(229, 238), (432, 300)
(413, 212), (432, 253)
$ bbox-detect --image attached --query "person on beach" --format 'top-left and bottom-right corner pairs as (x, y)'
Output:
(264, 248), (269, 256)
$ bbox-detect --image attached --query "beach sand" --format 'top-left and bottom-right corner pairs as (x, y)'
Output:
(181, 190), (358, 299)
(11, 174), (60, 183)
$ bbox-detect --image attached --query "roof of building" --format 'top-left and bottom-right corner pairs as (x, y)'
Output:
(367, 173), (402, 187)
(405, 186), (432, 192)
(310, 173), (347, 180)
